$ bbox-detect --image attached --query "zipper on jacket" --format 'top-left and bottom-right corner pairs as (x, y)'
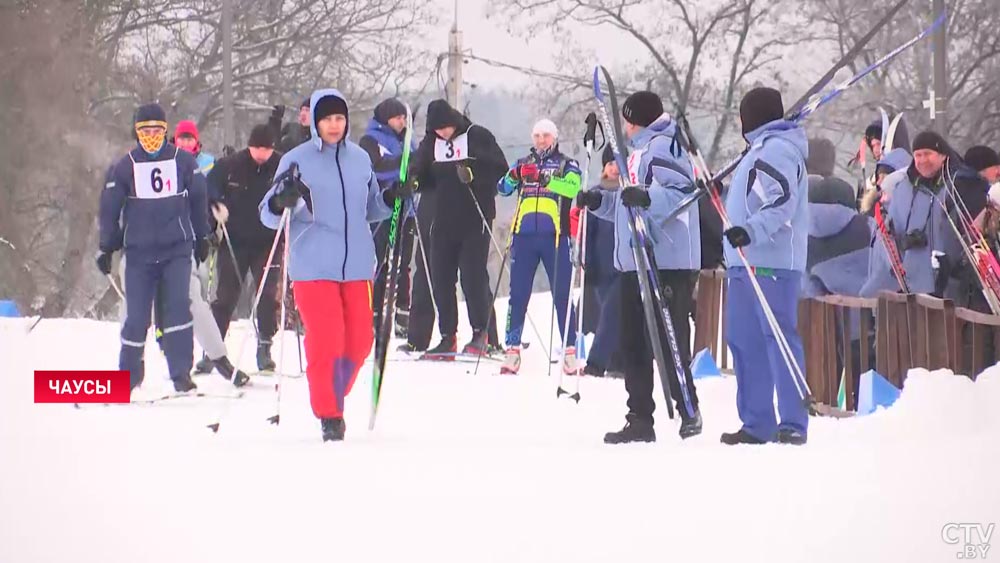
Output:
(336, 143), (349, 279)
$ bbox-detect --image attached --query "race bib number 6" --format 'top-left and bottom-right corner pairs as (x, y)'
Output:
(132, 159), (179, 199)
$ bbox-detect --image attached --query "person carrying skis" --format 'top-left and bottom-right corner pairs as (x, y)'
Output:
(162, 119), (249, 386)
(578, 145), (622, 378)
(96, 103), (210, 393)
(496, 119), (582, 374)
(259, 89), (399, 442)
(718, 87), (810, 446)
(862, 131), (987, 303)
(409, 99), (508, 358)
(359, 97), (417, 338)
(575, 91), (702, 443)
(207, 124), (283, 372)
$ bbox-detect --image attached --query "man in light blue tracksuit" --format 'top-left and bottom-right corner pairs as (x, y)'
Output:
(720, 87), (810, 446)
(576, 91), (702, 444)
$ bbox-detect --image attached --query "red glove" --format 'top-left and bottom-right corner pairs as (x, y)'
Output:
(518, 163), (540, 183)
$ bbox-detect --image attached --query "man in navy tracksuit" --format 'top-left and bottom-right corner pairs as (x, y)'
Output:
(359, 98), (417, 337)
(577, 91), (702, 443)
(496, 119), (582, 374)
(720, 88), (809, 445)
(97, 103), (210, 392)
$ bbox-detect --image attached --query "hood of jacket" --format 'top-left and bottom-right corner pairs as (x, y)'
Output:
(809, 202), (857, 238)
(628, 113), (678, 151)
(309, 88), (350, 151)
(745, 119), (809, 160)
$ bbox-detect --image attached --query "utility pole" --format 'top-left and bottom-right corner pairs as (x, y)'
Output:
(222, 0), (235, 146)
(446, 0), (463, 108)
(931, 0), (947, 133)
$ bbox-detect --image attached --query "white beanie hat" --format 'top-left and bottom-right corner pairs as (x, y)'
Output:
(532, 118), (559, 139)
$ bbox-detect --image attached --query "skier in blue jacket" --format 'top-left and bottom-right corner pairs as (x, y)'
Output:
(719, 87), (810, 446)
(576, 91), (702, 443)
(496, 118), (582, 374)
(259, 89), (396, 442)
(97, 103), (210, 393)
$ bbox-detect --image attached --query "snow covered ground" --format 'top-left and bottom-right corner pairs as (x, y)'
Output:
(1, 294), (998, 563)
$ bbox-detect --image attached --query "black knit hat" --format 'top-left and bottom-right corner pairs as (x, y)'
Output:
(315, 95), (348, 125)
(374, 98), (407, 125)
(964, 145), (1000, 172)
(300, 97), (310, 109)
(248, 124), (274, 148)
(808, 176), (856, 208)
(134, 103), (166, 125)
(740, 87), (784, 135)
(426, 99), (462, 131)
(807, 137), (836, 178)
(622, 91), (663, 128)
(602, 144), (615, 167)
(912, 130), (949, 154)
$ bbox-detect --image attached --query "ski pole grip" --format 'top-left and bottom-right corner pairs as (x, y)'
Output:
(583, 112), (598, 145)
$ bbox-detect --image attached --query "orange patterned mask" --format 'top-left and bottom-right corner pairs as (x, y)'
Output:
(135, 120), (167, 154)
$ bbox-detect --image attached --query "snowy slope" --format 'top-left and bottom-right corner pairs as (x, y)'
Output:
(1, 294), (998, 563)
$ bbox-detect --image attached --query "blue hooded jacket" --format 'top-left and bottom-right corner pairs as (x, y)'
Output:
(724, 119), (809, 272)
(259, 88), (392, 282)
(590, 113), (700, 271)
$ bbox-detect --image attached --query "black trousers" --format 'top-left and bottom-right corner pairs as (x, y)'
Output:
(431, 222), (496, 339)
(211, 239), (280, 342)
(620, 269), (699, 423)
(408, 201), (437, 349)
(373, 215), (415, 328)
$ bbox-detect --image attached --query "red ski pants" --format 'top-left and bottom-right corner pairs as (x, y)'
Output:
(293, 280), (374, 419)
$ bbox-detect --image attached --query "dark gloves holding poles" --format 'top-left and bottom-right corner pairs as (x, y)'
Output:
(457, 165), (474, 185)
(575, 190), (603, 211)
(724, 226), (752, 248)
(95, 251), (113, 275)
(621, 186), (651, 209)
(382, 176), (417, 206)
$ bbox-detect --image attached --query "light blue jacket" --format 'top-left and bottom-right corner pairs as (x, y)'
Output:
(591, 114), (700, 271)
(724, 119), (809, 272)
(259, 88), (392, 282)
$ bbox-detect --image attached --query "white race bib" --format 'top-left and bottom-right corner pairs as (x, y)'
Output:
(132, 158), (179, 199)
(434, 133), (470, 162)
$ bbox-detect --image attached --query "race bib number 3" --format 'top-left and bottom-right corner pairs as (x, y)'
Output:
(434, 133), (470, 162)
(133, 159), (179, 199)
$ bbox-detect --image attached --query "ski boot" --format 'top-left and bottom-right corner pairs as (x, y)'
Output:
(604, 414), (656, 444)
(720, 429), (767, 446)
(257, 340), (276, 372)
(561, 346), (579, 376)
(461, 330), (488, 356)
(421, 334), (457, 360)
(776, 428), (807, 446)
(394, 307), (409, 339)
(172, 374), (198, 394)
(679, 409), (703, 440)
(397, 342), (423, 354)
(193, 353), (214, 375)
(321, 417), (346, 442)
(214, 356), (250, 388)
(500, 346), (521, 375)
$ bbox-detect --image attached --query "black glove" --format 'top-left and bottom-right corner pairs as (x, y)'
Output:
(95, 251), (113, 276)
(268, 184), (303, 214)
(382, 179), (416, 206)
(902, 230), (928, 250)
(621, 186), (652, 209)
(457, 165), (474, 184)
(194, 238), (210, 265)
(724, 226), (752, 248)
(576, 190), (603, 211)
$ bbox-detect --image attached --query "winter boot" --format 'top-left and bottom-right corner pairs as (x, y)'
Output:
(193, 354), (214, 375)
(321, 417), (346, 442)
(394, 307), (409, 339)
(214, 356), (250, 388)
(257, 340), (276, 372)
(421, 334), (457, 360)
(462, 330), (488, 356)
(720, 429), (767, 446)
(561, 346), (579, 375)
(500, 346), (521, 375)
(172, 374), (198, 394)
(604, 415), (656, 444)
(776, 428), (807, 446)
(679, 409), (703, 440)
